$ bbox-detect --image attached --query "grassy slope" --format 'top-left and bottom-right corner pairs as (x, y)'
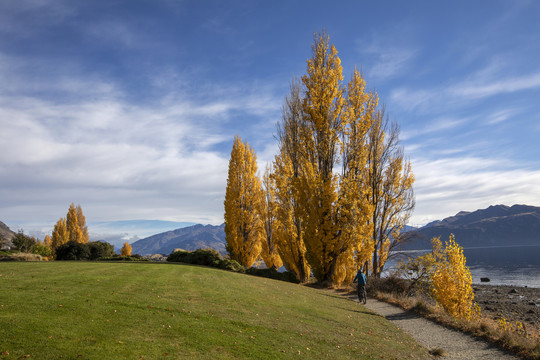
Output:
(0, 262), (429, 359)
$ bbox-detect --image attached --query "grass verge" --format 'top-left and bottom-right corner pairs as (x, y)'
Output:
(0, 262), (430, 359)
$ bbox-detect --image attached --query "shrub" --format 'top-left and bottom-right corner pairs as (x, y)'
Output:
(188, 249), (222, 266)
(217, 258), (245, 273)
(167, 250), (191, 263)
(366, 275), (411, 296)
(431, 235), (475, 320)
(12, 231), (36, 253)
(55, 241), (116, 260)
(55, 241), (91, 260)
(0, 253), (44, 261)
(245, 267), (300, 284)
(32, 242), (53, 258)
(88, 241), (115, 260)
(167, 249), (222, 267)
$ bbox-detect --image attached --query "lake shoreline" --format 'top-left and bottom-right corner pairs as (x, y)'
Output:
(474, 284), (540, 332)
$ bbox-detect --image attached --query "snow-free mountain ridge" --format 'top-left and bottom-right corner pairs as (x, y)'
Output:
(402, 204), (540, 250)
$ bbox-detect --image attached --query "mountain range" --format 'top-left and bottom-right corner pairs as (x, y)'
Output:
(3, 204), (539, 254)
(130, 223), (226, 255)
(401, 204), (540, 250)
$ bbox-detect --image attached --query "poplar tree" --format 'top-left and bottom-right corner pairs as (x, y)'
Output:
(51, 203), (90, 254)
(224, 136), (263, 267)
(273, 80), (311, 282)
(366, 112), (415, 277)
(258, 165), (283, 269)
(66, 203), (84, 243)
(77, 205), (89, 243)
(331, 69), (378, 285)
(298, 30), (345, 282)
(51, 218), (69, 251)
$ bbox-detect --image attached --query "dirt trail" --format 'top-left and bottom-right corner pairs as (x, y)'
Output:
(355, 296), (520, 359)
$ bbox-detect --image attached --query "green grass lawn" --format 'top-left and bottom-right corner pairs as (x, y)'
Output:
(0, 262), (430, 359)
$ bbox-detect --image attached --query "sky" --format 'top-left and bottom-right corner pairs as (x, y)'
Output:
(1, 0), (540, 241)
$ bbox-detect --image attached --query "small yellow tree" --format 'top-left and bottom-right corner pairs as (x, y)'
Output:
(431, 234), (476, 320)
(120, 242), (132, 257)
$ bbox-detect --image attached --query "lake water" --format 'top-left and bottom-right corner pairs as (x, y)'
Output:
(389, 245), (540, 288)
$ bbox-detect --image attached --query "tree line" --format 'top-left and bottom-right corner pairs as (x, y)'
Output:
(224, 31), (415, 285)
(4, 203), (133, 260)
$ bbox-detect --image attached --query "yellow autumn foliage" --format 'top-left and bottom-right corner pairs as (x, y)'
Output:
(120, 242), (132, 257)
(224, 136), (263, 268)
(431, 235), (476, 320)
(258, 165), (283, 269)
(51, 203), (90, 254)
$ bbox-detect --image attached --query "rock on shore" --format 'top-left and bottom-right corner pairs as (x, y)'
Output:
(474, 284), (540, 331)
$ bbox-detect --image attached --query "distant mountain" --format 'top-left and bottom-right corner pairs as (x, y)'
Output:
(0, 221), (16, 249)
(131, 223), (226, 255)
(401, 204), (540, 250)
(89, 220), (197, 250)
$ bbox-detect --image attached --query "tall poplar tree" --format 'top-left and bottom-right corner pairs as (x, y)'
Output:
(273, 80), (311, 282)
(258, 165), (283, 269)
(224, 136), (263, 267)
(298, 30), (345, 282)
(366, 111), (415, 277)
(271, 31), (415, 285)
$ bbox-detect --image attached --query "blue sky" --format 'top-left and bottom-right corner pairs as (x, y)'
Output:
(1, 0), (540, 240)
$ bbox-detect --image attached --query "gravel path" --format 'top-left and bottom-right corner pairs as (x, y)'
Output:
(356, 296), (520, 359)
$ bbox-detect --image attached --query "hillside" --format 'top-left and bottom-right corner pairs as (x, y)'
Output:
(131, 223), (226, 255)
(402, 204), (540, 250)
(0, 221), (15, 249)
(0, 262), (430, 359)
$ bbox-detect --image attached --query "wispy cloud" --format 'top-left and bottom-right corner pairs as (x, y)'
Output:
(390, 59), (540, 113)
(400, 116), (468, 141)
(409, 156), (540, 226)
(0, 51), (283, 226)
(450, 72), (540, 99)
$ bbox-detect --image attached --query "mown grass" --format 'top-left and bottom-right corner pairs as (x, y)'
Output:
(0, 262), (430, 359)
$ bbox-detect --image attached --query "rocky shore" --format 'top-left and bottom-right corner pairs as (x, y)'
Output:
(474, 284), (540, 332)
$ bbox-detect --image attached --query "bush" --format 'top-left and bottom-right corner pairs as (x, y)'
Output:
(12, 231), (36, 253)
(366, 276), (412, 296)
(55, 241), (116, 261)
(0, 253), (44, 262)
(55, 241), (90, 260)
(217, 258), (245, 273)
(167, 250), (191, 263)
(88, 241), (115, 260)
(32, 242), (53, 258)
(188, 249), (222, 266)
(167, 249), (222, 267)
(245, 267), (300, 284)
